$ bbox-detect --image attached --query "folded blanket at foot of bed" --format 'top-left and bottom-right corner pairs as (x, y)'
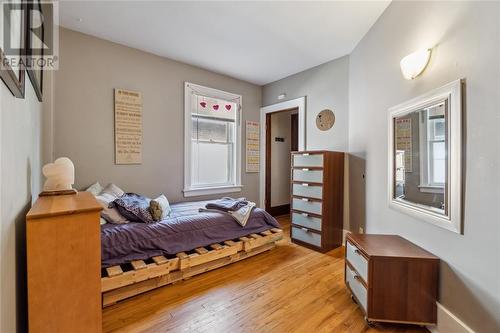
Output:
(100, 200), (280, 267)
(205, 197), (248, 211)
(200, 197), (256, 226)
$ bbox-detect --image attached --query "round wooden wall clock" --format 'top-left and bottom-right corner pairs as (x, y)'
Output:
(316, 109), (335, 131)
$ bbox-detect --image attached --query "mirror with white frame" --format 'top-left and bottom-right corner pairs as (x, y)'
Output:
(388, 79), (464, 234)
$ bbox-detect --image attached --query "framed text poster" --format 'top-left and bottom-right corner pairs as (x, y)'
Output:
(245, 121), (260, 173)
(114, 89), (143, 164)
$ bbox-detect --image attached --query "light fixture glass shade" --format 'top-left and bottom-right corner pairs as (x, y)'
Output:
(400, 49), (431, 80)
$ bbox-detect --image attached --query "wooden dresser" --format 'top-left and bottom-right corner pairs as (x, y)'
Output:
(26, 192), (103, 333)
(290, 151), (344, 252)
(345, 233), (439, 325)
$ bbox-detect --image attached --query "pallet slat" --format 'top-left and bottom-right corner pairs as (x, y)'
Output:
(131, 260), (147, 270)
(176, 252), (188, 259)
(106, 266), (123, 277)
(152, 256), (168, 265)
(195, 247), (209, 255)
(210, 244), (223, 250)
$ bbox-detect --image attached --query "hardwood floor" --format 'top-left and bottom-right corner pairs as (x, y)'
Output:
(103, 215), (427, 333)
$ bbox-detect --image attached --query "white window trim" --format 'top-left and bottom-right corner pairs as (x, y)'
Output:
(184, 82), (242, 197)
(418, 110), (445, 193)
(388, 79), (463, 234)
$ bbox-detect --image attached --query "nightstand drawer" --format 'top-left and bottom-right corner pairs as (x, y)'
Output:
(293, 154), (323, 167)
(291, 226), (321, 247)
(292, 183), (322, 199)
(346, 241), (368, 283)
(292, 198), (322, 215)
(346, 264), (367, 313)
(293, 169), (323, 183)
(292, 212), (322, 231)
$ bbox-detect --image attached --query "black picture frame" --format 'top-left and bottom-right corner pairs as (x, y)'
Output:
(0, 0), (26, 98)
(26, 0), (43, 102)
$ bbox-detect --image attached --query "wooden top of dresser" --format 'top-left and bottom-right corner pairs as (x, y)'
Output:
(27, 191), (102, 220)
(347, 233), (439, 260)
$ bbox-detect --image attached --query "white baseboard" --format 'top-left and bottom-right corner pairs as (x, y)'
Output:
(427, 302), (475, 333)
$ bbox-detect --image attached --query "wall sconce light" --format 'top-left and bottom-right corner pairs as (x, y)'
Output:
(400, 49), (432, 80)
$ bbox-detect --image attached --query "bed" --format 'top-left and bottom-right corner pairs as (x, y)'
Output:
(101, 200), (283, 306)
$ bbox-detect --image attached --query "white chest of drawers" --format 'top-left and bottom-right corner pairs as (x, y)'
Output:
(290, 151), (345, 252)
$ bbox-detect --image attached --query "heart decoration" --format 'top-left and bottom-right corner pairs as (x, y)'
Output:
(200, 102), (207, 108)
(213, 104), (219, 111)
(225, 104), (232, 111)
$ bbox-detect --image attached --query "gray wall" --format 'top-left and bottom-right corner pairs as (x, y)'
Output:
(0, 79), (43, 332)
(262, 56), (350, 230)
(262, 56), (349, 152)
(349, 1), (500, 332)
(53, 28), (262, 203)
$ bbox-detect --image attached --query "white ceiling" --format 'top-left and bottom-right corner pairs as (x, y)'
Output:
(59, 1), (390, 85)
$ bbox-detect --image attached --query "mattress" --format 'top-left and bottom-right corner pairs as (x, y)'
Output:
(101, 200), (280, 267)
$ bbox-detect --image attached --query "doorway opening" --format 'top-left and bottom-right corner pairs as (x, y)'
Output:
(265, 108), (299, 216)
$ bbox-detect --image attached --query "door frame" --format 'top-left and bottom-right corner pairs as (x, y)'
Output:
(259, 97), (306, 209)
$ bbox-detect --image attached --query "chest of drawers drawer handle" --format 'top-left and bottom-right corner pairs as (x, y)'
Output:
(301, 212), (309, 217)
(301, 227), (310, 232)
(302, 168), (309, 171)
(302, 183), (309, 187)
(301, 198), (309, 202)
(303, 153), (310, 156)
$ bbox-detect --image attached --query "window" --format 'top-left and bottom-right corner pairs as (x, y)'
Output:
(419, 102), (446, 192)
(184, 82), (242, 197)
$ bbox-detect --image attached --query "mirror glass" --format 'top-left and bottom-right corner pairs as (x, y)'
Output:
(393, 99), (448, 216)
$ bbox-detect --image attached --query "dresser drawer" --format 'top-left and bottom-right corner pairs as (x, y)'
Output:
(292, 183), (322, 199)
(292, 198), (322, 215)
(293, 169), (323, 183)
(291, 226), (321, 247)
(346, 240), (368, 283)
(293, 154), (323, 167)
(292, 212), (322, 231)
(346, 263), (367, 313)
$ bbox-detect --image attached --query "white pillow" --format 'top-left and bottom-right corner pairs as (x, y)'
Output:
(154, 194), (172, 219)
(97, 199), (129, 224)
(86, 182), (103, 196)
(102, 183), (125, 198)
(96, 192), (117, 205)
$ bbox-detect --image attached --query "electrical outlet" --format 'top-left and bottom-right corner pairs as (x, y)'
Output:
(358, 227), (364, 234)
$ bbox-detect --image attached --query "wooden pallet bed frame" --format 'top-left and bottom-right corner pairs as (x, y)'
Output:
(101, 228), (283, 306)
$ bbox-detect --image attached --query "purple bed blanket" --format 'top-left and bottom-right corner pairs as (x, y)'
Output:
(101, 200), (280, 267)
